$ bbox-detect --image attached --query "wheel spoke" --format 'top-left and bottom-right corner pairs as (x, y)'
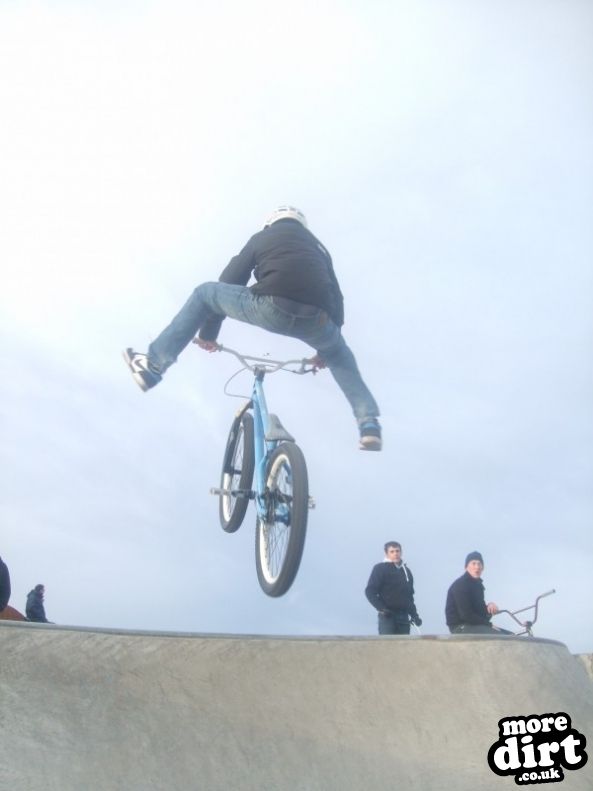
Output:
(256, 445), (307, 593)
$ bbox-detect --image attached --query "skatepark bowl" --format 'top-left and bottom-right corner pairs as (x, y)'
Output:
(1, 621), (592, 791)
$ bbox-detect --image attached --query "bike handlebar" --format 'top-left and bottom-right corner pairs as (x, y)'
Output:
(193, 341), (318, 375)
(495, 589), (556, 634)
(538, 589), (556, 599)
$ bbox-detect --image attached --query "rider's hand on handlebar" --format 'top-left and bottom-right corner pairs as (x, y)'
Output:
(487, 602), (499, 615)
(193, 338), (220, 353)
(310, 354), (327, 373)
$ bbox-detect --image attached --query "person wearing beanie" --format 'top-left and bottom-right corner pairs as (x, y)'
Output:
(445, 551), (512, 634)
(26, 584), (50, 623)
(365, 541), (422, 635)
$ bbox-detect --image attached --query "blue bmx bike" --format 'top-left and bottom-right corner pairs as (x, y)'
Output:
(204, 344), (316, 597)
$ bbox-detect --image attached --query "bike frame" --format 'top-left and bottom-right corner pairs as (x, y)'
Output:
(210, 344), (315, 522)
(250, 369), (282, 523)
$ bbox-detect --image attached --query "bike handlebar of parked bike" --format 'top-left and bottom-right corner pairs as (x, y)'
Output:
(192, 340), (318, 375)
(495, 589), (556, 635)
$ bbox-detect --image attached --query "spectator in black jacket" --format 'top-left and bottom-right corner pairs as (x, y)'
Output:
(365, 542), (422, 635)
(26, 584), (50, 623)
(0, 555), (11, 612)
(445, 551), (511, 634)
(124, 206), (381, 450)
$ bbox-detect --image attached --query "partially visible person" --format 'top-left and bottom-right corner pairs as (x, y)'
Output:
(0, 555), (11, 613)
(445, 551), (512, 635)
(365, 541), (422, 635)
(26, 584), (50, 623)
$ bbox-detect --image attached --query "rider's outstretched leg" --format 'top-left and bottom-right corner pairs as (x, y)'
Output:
(124, 283), (269, 389)
(320, 336), (382, 451)
(290, 313), (381, 450)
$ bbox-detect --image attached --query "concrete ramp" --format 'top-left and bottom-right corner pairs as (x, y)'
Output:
(1, 622), (592, 791)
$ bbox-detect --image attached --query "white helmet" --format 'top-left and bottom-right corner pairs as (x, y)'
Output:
(264, 205), (308, 228)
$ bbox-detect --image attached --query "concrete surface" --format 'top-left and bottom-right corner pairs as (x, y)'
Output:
(1, 622), (592, 791)
(577, 653), (593, 682)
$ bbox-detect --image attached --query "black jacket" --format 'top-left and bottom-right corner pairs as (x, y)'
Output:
(445, 572), (491, 628)
(26, 589), (49, 623)
(0, 557), (10, 611)
(365, 561), (419, 618)
(199, 219), (345, 341)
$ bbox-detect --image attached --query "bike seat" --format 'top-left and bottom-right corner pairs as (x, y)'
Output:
(265, 414), (295, 442)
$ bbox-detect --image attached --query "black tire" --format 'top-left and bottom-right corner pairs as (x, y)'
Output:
(255, 442), (309, 597)
(219, 411), (254, 533)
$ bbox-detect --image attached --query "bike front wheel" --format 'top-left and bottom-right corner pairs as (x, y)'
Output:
(219, 411), (254, 533)
(255, 442), (309, 597)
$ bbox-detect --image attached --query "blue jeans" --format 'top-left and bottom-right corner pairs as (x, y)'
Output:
(378, 612), (411, 635)
(148, 282), (379, 421)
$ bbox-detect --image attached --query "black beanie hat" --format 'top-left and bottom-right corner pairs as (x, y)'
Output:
(465, 551), (484, 566)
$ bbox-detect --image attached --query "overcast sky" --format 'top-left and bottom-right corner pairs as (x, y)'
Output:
(1, 1), (591, 653)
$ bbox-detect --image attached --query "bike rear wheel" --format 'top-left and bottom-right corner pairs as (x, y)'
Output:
(255, 442), (308, 597)
(219, 411), (254, 533)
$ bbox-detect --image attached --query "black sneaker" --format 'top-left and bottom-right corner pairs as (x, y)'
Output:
(359, 418), (382, 451)
(122, 348), (162, 392)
